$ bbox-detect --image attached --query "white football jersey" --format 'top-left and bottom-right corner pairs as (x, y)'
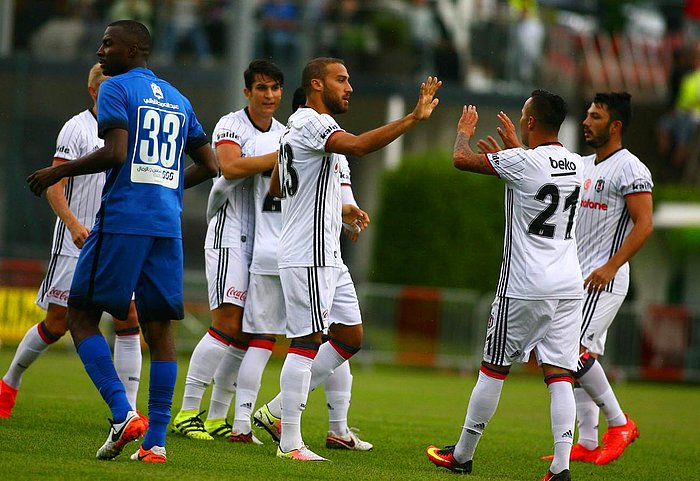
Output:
(205, 108), (284, 252)
(51, 109), (105, 258)
(277, 107), (344, 268)
(250, 130), (284, 275)
(485, 144), (585, 300)
(576, 148), (653, 296)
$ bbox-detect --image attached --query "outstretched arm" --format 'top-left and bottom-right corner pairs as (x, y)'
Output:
(452, 105), (495, 175)
(327, 76), (442, 157)
(27, 128), (127, 196)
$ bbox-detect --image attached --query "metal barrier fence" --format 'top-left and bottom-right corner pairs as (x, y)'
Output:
(1, 273), (698, 383)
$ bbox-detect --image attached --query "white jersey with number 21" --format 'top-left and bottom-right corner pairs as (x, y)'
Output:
(485, 144), (585, 300)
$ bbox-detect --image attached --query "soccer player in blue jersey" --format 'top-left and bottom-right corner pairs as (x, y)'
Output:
(26, 20), (218, 463)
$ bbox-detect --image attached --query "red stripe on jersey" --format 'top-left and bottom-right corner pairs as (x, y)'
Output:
(288, 346), (318, 359)
(52, 158), (70, 163)
(249, 338), (276, 351)
(324, 129), (343, 152)
(624, 191), (652, 197)
(214, 139), (241, 148)
(480, 365), (508, 380)
(483, 154), (500, 177)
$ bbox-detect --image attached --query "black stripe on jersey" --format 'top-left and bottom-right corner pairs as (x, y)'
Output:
(492, 297), (509, 365)
(496, 188), (514, 297)
(606, 208), (630, 292)
(213, 200), (229, 249)
(580, 289), (601, 344)
(216, 247), (228, 306)
(37, 252), (60, 303)
(306, 267), (324, 333)
(313, 157), (331, 266)
(551, 171), (577, 177)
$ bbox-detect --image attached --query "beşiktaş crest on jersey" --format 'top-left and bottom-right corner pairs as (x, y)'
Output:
(595, 178), (605, 192)
(151, 82), (164, 100)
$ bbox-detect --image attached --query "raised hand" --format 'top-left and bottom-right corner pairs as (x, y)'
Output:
(495, 111), (521, 149)
(476, 135), (502, 154)
(457, 105), (478, 137)
(412, 76), (442, 121)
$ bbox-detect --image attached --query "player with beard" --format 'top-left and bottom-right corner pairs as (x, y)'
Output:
(256, 57), (441, 461)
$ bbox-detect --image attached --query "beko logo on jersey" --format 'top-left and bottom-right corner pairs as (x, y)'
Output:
(580, 198), (608, 211)
(143, 98), (180, 110)
(550, 157), (575, 171)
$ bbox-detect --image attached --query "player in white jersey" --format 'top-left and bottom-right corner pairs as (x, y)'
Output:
(260, 57), (441, 461)
(426, 90), (583, 481)
(172, 60), (285, 442)
(548, 93), (652, 466)
(0, 64), (143, 419)
(240, 87), (372, 451)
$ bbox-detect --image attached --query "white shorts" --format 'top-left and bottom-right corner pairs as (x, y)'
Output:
(279, 265), (361, 338)
(242, 273), (286, 335)
(36, 254), (76, 310)
(580, 290), (625, 356)
(205, 247), (250, 309)
(483, 296), (582, 371)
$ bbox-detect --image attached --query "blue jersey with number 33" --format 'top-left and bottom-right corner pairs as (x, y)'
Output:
(96, 67), (207, 238)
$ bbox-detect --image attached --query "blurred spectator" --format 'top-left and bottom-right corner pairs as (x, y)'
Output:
(258, 0), (301, 77)
(325, 0), (377, 73)
(507, 0), (544, 85)
(158, 0), (214, 66)
(29, 4), (85, 60)
(107, 0), (154, 34)
(657, 43), (700, 181)
(405, 0), (439, 80)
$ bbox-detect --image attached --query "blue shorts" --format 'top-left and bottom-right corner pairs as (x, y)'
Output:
(69, 231), (184, 321)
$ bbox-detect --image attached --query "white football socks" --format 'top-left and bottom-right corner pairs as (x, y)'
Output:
(574, 385), (600, 449)
(324, 360), (352, 436)
(548, 380), (575, 474)
(181, 332), (227, 411)
(454, 370), (504, 463)
(577, 359), (627, 427)
(2, 324), (50, 389)
(279, 352), (313, 452)
(113, 332), (142, 411)
(208, 344), (246, 420)
(233, 345), (273, 433)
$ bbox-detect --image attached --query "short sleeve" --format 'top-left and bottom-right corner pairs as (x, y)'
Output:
(96, 78), (128, 138)
(485, 147), (527, 185)
(300, 112), (343, 152)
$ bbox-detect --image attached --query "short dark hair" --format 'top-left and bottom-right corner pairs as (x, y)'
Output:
(593, 92), (632, 133)
(292, 87), (306, 111)
(301, 57), (344, 95)
(529, 89), (567, 133)
(108, 20), (151, 56)
(244, 59), (284, 90)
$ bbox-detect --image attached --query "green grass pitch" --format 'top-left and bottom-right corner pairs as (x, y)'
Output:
(1, 348), (698, 480)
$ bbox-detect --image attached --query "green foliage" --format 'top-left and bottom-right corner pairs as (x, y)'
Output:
(653, 183), (700, 203)
(370, 151), (504, 291)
